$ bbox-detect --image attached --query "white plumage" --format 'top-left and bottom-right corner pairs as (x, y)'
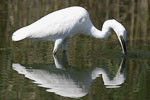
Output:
(12, 6), (127, 54)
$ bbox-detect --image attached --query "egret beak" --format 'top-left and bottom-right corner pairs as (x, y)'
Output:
(120, 36), (127, 55)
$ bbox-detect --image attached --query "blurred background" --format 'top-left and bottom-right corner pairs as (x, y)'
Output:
(0, 0), (150, 100)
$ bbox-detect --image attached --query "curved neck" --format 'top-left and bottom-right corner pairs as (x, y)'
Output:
(88, 25), (110, 39)
(88, 19), (122, 39)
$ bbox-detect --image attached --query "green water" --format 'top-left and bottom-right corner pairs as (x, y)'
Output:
(0, 0), (150, 100)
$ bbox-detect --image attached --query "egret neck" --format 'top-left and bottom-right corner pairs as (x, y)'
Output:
(88, 19), (127, 55)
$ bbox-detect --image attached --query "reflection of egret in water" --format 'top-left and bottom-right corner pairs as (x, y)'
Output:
(12, 54), (126, 98)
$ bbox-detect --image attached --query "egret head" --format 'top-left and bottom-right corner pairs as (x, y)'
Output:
(110, 19), (127, 55)
(102, 19), (127, 55)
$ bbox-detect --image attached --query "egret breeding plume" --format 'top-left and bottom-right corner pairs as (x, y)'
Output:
(12, 6), (127, 55)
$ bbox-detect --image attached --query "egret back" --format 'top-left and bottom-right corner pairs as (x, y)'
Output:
(12, 6), (91, 41)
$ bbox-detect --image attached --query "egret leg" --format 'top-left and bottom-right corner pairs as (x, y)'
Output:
(53, 38), (64, 54)
(62, 39), (67, 52)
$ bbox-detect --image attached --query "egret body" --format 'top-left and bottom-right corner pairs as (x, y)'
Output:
(12, 6), (127, 54)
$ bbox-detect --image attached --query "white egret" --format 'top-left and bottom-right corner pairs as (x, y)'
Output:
(12, 6), (127, 55)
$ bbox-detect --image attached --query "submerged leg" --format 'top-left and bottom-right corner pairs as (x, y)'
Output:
(62, 39), (67, 52)
(53, 38), (64, 54)
(53, 54), (64, 69)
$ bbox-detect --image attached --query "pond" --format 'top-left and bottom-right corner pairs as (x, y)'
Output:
(0, 0), (150, 100)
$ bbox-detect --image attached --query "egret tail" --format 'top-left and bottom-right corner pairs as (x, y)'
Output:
(12, 27), (29, 41)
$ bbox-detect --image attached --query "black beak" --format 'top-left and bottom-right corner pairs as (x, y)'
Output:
(120, 36), (127, 55)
